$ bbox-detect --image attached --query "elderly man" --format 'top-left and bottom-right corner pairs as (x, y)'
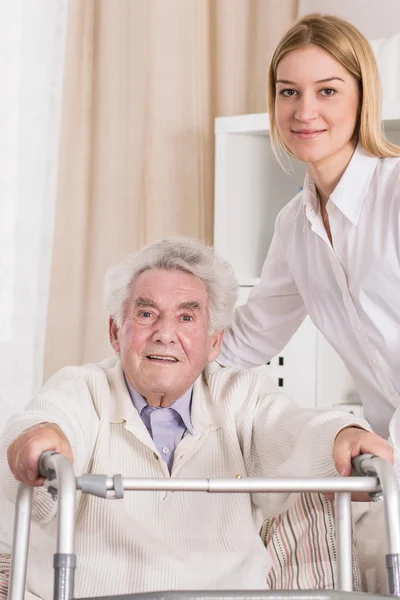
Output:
(0, 237), (392, 599)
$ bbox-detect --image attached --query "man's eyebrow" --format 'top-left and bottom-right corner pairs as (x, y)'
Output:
(134, 298), (201, 310)
(134, 297), (157, 308)
(179, 301), (201, 310)
(276, 77), (345, 85)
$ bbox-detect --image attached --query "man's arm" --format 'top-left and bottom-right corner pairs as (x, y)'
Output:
(248, 387), (392, 517)
(0, 365), (100, 521)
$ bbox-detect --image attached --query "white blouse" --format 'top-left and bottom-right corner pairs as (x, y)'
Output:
(219, 145), (400, 438)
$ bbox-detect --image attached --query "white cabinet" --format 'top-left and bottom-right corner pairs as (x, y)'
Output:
(214, 111), (400, 412)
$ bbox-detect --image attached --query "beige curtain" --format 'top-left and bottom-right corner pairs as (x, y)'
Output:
(44, 0), (298, 380)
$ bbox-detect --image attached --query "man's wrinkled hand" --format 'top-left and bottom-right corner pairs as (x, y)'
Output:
(331, 426), (393, 502)
(7, 423), (73, 486)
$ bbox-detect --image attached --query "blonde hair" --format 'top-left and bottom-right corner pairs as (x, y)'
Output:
(268, 13), (400, 160)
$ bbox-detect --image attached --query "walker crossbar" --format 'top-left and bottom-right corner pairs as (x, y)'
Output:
(7, 452), (400, 600)
(77, 593), (393, 600)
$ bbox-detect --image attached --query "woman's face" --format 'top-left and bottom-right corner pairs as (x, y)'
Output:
(275, 45), (360, 167)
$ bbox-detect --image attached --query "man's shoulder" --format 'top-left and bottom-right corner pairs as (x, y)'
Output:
(205, 362), (278, 398)
(41, 356), (120, 395)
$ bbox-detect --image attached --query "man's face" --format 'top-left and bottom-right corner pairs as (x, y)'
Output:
(110, 268), (224, 406)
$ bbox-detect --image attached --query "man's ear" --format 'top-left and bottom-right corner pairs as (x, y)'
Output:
(109, 317), (120, 353)
(207, 329), (225, 363)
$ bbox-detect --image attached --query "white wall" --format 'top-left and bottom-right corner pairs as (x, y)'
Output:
(299, 0), (400, 39)
(0, 0), (68, 553)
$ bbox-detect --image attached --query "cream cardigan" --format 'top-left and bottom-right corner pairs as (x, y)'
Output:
(0, 358), (362, 599)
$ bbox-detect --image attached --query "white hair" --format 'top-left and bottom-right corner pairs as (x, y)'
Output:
(104, 237), (238, 332)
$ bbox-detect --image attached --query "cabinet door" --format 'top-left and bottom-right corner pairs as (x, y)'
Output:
(214, 132), (305, 282)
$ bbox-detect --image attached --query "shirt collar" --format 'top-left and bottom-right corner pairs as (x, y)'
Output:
(124, 374), (194, 435)
(302, 172), (319, 217)
(302, 143), (379, 226)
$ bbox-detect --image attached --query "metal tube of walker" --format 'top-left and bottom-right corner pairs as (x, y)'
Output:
(354, 455), (400, 596)
(113, 476), (379, 494)
(8, 484), (33, 600)
(28, 452), (393, 599)
(334, 492), (353, 591)
(39, 452), (78, 600)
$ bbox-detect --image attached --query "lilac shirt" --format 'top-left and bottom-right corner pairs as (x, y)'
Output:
(125, 376), (194, 472)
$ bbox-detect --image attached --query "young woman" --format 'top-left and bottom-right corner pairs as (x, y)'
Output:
(218, 13), (400, 439)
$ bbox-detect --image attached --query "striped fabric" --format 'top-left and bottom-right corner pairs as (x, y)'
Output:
(0, 554), (10, 600)
(263, 493), (361, 591)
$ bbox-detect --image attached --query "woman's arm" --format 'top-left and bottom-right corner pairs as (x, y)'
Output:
(218, 225), (307, 368)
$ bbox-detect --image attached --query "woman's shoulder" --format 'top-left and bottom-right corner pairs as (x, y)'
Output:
(275, 188), (305, 237)
(371, 154), (400, 204)
(376, 153), (400, 179)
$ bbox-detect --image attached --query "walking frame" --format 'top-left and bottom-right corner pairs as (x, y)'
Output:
(7, 452), (400, 600)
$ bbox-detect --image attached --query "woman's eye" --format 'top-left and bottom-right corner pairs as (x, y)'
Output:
(279, 88), (298, 97)
(320, 88), (336, 96)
